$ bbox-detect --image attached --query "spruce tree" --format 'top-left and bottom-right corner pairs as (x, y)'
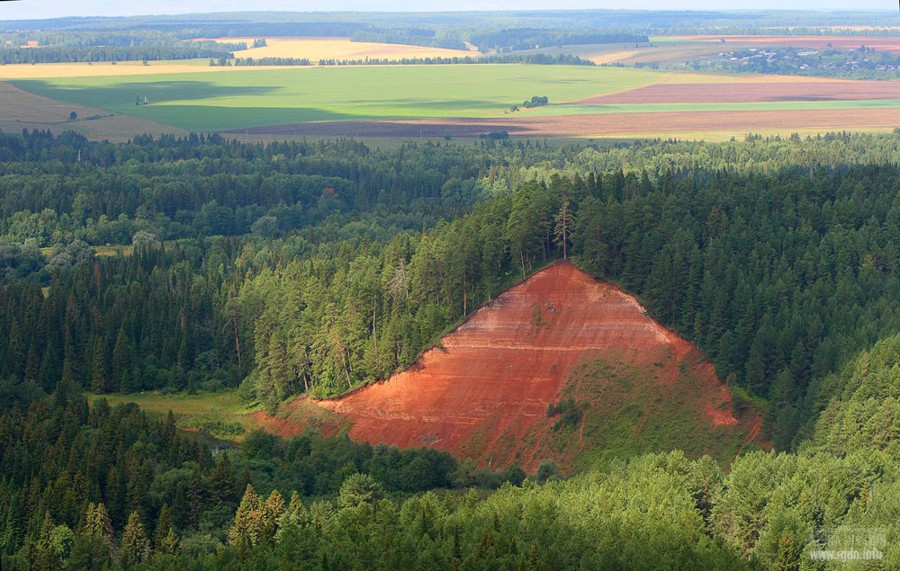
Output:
(90, 336), (109, 394)
(154, 504), (174, 550)
(275, 492), (309, 542)
(120, 511), (150, 567)
(553, 200), (575, 260)
(83, 502), (115, 558)
(229, 484), (261, 549)
(210, 452), (237, 506)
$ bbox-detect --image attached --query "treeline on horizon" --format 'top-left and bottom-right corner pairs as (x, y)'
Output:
(227, 53), (595, 67)
(347, 28), (648, 53)
(7, 10), (900, 69)
(5, 10), (900, 36)
(0, 30), (244, 64)
(0, 130), (898, 453)
(467, 30), (647, 53)
(0, 43), (239, 65)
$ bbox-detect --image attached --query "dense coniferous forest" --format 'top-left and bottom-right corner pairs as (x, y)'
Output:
(0, 338), (897, 569)
(0, 130), (898, 568)
(2, 131), (897, 437)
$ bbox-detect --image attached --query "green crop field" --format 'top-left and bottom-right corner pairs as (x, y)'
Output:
(11, 65), (661, 131)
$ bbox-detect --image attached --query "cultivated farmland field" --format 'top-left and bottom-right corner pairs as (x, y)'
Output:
(6, 35), (900, 140)
(9, 65), (660, 131)
(0, 81), (185, 141)
(218, 36), (473, 60)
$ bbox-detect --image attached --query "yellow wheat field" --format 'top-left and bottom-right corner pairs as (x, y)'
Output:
(216, 36), (473, 61)
(0, 59), (245, 80)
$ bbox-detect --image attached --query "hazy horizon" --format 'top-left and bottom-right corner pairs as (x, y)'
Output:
(0, 1), (895, 21)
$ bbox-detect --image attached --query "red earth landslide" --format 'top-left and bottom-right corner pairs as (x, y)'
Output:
(315, 262), (763, 471)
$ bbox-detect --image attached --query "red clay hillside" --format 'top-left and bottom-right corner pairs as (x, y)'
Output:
(312, 261), (763, 471)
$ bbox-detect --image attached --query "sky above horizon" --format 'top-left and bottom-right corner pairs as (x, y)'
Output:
(0, 1), (896, 21)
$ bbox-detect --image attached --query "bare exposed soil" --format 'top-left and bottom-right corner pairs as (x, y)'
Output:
(230, 106), (900, 140)
(250, 398), (348, 439)
(316, 262), (762, 470)
(574, 80), (900, 104)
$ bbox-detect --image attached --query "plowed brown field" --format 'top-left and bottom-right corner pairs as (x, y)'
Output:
(317, 262), (762, 471)
(231, 106), (900, 140)
(575, 80), (900, 105)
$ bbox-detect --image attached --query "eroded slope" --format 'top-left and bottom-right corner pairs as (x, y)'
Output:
(318, 262), (762, 470)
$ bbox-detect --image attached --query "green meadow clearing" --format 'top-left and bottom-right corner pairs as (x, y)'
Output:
(11, 64), (660, 131)
(89, 390), (261, 441)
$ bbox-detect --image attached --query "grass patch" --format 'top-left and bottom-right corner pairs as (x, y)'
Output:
(729, 385), (769, 417)
(88, 389), (261, 441)
(552, 355), (751, 471)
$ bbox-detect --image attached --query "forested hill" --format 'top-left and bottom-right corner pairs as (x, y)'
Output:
(0, 130), (899, 449)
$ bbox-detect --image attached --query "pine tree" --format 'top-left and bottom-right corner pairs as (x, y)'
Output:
(774, 531), (800, 571)
(6, 318), (24, 377)
(338, 473), (384, 509)
(210, 452), (237, 506)
(157, 527), (179, 556)
(229, 484), (262, 549)
(113, 328), (134, 393)
(83, 502), (115, 558)
(37, 339), (57, 391)
(2, 492), (23, 555)
(154, 504), (174, 550)
(90, 336), (110, 394)
(553, 200), (575, 260)
(261, 490), (285, 544)
(275, 492), (309, 542)
(24, 344), (39, 383)
(37, 510), (54, 553)
(120, 511), (150, 567)
(61, 327), (81, 388)
(186, 465), (206, 528)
